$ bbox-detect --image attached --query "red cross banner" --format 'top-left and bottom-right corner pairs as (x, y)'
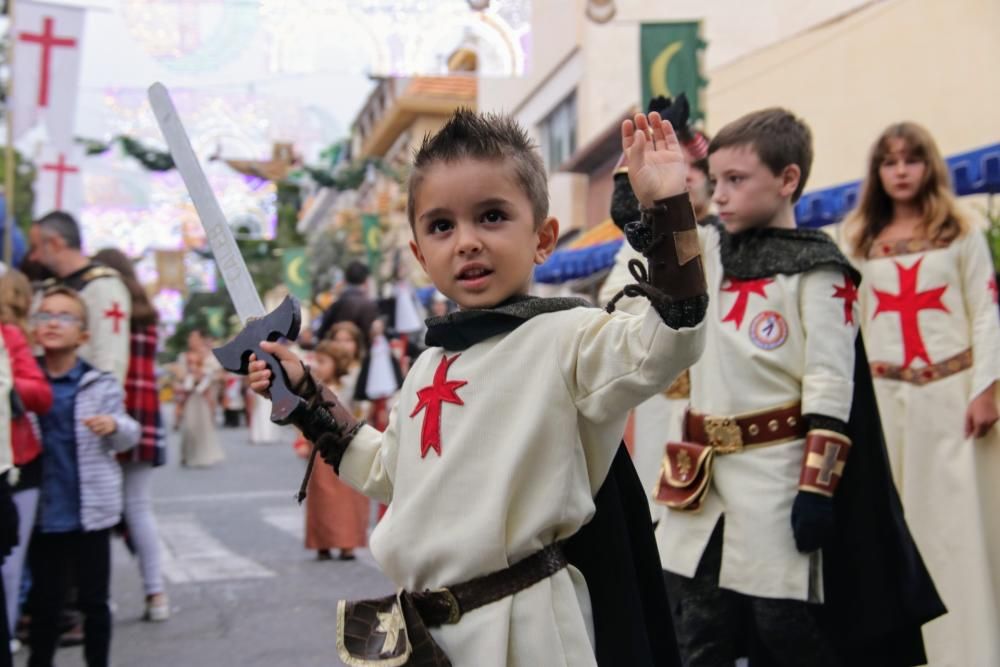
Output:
(12, 1), (85, 146)
(34, 144), (84, 216)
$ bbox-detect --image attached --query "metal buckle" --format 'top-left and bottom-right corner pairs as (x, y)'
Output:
(704, 416), (743, 454)
(433, 588), (462, 624)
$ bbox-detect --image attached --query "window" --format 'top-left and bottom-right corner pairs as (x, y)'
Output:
(540, 92), (577, 171)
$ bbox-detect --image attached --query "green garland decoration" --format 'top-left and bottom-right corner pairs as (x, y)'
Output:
(75, 135), (175, 171)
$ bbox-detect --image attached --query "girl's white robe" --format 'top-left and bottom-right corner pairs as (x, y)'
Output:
(847, 229), (1000, 667)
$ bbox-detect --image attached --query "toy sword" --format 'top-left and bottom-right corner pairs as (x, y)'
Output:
(148, 81), (305, 425)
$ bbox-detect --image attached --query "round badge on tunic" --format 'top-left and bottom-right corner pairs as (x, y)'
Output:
(749, 310), (788, 350)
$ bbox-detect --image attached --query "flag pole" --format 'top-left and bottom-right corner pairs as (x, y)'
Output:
(4, 0), (18, 268)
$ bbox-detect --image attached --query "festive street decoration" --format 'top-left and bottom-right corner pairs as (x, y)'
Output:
(640, 22), (709, 121)
(11, 2), (84, 145)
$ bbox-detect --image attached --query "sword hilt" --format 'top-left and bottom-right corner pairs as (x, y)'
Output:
(212, 295), (306, 425)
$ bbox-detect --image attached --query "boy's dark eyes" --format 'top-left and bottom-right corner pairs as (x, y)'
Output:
(481, 209), (507, 223)
(428, 219), (453, 234)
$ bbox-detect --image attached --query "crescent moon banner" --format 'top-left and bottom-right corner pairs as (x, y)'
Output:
(640, 22), (708, 122)
(281, 247), (312, 301)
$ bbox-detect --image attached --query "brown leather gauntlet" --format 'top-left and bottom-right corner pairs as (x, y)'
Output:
(798, 429), (852, 497)
(290, 367), (364, 501)
(640, 192), (708, 301)
(607, 192), (708, 328)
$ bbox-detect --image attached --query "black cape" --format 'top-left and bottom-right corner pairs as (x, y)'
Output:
(717, 224), (946, 666)
(425, 296), (679, 667)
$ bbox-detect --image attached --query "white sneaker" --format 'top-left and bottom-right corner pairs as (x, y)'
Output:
(145, 593), (170, 622)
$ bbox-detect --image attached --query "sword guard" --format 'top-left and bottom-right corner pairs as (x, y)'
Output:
(212, 295), (305, 424)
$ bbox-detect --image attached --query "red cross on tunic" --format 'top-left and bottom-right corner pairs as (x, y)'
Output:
(989, 276), (998, 305)
(721, 277), (774, 329)
(41, 153), (79, 210)
(104, 301), (126, 334)
(872, 257), (949, 368)
(832, 275), (859, 325)
(18, 16), (78, 108)
(410, 354), (467, 458)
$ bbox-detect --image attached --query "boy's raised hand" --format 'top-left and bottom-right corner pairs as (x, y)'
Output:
(248, 340), (306, 399)
(621, 112), (687, 208)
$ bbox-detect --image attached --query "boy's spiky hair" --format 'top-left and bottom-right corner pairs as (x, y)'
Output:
(407, 108), (549, 227)
(708, 108), (813, 202)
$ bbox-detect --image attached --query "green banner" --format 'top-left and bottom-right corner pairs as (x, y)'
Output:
(640, 22), (708, 122)
(362, 213), (382, 270)
(202, 307), (227, 339)
(282, 247), (311, 301)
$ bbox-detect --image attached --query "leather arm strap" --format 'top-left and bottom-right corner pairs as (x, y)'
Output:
(641, 192), (707, 301)
(798, 429), (852, 497)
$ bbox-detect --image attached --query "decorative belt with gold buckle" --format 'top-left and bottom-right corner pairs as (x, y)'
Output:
(703, 416), (744, 454)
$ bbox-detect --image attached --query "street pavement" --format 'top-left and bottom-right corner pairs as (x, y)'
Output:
(16, 414), (393, 667)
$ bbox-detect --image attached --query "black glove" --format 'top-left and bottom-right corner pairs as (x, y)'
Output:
(791, 490), (834, 553)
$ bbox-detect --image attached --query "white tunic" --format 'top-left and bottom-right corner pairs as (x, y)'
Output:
(77, 268), (131, 386)
(632, 225), (858, 602)
(339, 305), (705, 667)
(847, 229), (1000, 667)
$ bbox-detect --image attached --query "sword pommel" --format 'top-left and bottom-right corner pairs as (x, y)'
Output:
(213, 295), (304, 424)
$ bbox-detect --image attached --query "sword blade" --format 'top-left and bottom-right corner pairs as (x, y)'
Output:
(147, 82), (265, 323)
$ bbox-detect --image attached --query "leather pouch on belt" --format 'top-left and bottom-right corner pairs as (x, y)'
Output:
(337, 592), (452, 667)
(654, 441), (714, 512)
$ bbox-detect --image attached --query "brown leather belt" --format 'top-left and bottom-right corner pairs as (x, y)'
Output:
(410, 543), (567, 627)
(686, 403), (806, 454)
(870, 348), (972, 386)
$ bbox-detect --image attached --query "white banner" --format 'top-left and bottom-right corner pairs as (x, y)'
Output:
(34, 144), (84, 217)
(11, 1), (85, 147)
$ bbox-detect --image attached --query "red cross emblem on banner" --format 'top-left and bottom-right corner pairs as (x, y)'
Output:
(832, 275), (859, 325)
(872, 257), (949, 368)
(41, 153), (79, 210)
(18, 16), (77, 108)
(410, 354), (467, 458)
(721, 277), (773, 329)
(104, 302), (126, 334)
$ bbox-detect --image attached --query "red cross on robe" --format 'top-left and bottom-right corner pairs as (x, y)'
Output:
(18, 16), (77, 108)
(104, 301), (126, 334)
(721, 277), (774, 329)
(872, 257), (949, 368)
(988, 276), (998, 305)
(832, 275), (859, 325)
(410, 354), (467, 458)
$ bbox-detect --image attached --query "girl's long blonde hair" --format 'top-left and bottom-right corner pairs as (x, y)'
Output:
(0, 269), (34, 341)
(844, 121), (968, 257)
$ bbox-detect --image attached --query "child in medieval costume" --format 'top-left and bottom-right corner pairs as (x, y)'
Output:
(302, 341), (370, 561)
(840, 122), (1000, 666)
(249, 109), (707, 666)
(599, 93), (714, 517)
(177, 350), (224, 468)
(609, 108), (944, 666)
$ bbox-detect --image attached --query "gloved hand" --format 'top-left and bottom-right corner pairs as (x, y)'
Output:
(791, 490), (834, 553)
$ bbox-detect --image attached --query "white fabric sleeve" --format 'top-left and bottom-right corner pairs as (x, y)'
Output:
(560, 307), (705, 425)
(799, 267), (859, 421)
(338, 405), (400, 505)
(958, 231), (1000, 398)
(80, 278), (131, 385)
